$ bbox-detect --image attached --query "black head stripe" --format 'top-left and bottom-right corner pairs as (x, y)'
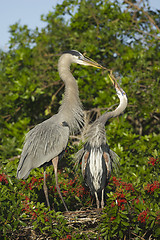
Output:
(63, 50), (81, 57)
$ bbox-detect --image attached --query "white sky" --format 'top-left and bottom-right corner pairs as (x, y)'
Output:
(0, 0), (159, 50)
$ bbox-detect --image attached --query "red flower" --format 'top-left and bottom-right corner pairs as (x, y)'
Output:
(138, 210), (149, 223)
(148, 157), (159, 166)
(122, 182), (134, 192)
(25, 196), (30, 202)
(21, 180), (26, 185)
(144, 181), (160, 193)
(31, 177), (38, 184)
(121, 204), (125, 211)
(63, 190), (68, 196)
(111, 201), (115, 207)
(31, 212), (37, 220)
(0, 173), (8, 184)
(110, 216), (116, 221)
(112, 177), (134, 192)
(112, 176), (121, 186)
(66, 235), (72, 239)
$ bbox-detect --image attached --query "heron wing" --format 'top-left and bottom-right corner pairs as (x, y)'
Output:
(81, 151), (90, 178)
(17, 116), (69, 179)
(74, 147), (84, 170)
(109, 149), (120, 173)
(103, 151), (112, 179)
(74, 147), (90, 178)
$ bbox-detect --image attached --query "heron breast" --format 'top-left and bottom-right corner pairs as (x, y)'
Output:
(88, 148), (104, 191)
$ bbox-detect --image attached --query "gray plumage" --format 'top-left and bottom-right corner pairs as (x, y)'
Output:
(76, 78), (128, 208)
(17, 50), (104, 211)
(17, 115), (70, 179)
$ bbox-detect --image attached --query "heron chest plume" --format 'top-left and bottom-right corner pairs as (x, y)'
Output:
(88, 147), (104, 192)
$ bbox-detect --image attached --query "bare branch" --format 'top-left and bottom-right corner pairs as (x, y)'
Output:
(124, 0), (160, 32)
(8, 155), (21, 161)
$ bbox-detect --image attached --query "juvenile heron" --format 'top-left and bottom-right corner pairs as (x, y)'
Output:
(17, 50), (104, 211)
(76, 75), (128, 208)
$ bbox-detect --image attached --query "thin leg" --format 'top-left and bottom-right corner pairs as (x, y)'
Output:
(43, 170), (51, 211)
(101, 189), (104, 208)
(52, 157), (68, 212)
(95, 191), (100, 209)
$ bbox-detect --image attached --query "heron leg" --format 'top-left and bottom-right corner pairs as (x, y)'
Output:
(43, 170), (51, 211)
(94, 191), (100, 209)
(52, 157), (68, 212)
(101, 189), (104, 209)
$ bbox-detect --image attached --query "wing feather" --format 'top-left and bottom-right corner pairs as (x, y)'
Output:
(103, 152), (112, 179)
(109, 149), (120, 173)
(17, 117), (69, 179)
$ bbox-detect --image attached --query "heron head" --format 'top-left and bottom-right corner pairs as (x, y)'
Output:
(108, 74), (126, 96)
(116, 87), (126, 97)
(63, 50), (105, 69)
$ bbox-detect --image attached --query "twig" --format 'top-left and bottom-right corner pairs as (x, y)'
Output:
(133, 27), (160, 40)
(131, 231), (146, 240)
(45, 83), (64, 114)
(8, 155), (21, 161)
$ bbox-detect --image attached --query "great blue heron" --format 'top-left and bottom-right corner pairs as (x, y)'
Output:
(17, 50), (104, 211)
(76, 74), (128, 209)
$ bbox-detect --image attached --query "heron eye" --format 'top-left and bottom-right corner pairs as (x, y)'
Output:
(79, 56), (83, 60)
(121, 90), (125, 96)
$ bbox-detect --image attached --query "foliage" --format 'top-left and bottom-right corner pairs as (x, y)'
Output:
(0, 0), (160, 239)
(100, 156), (160, 239)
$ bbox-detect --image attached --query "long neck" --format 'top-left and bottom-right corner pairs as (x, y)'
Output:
(98, 91), (128, 125)
(85, 91), (127, 147)
(58, 56), (84, 133)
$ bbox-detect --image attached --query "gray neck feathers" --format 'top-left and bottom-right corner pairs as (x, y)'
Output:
(85, 91), (128, 148)
(98, 92), (128, 125)
(86, 122), (107, 148)
(58, 55), (84, 133)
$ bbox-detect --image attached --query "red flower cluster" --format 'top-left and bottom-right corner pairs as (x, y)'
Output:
(21, 194), (49, 221)
(112, 176), (134, 192)
(112, 176), (121, 186)
(21, 196), (38, 220)
(121, 181), (134, 192)
(144, 181), (160, 194)
(111, 191), (127, 210)
(0, 173), (8, 184)
(56, 176), (89, 200)
(133, 197), (145, 205)
(21, 176), (43, 190)
(110, 177), (135, 211)
(116, 192), (127, 210)
(148, 157), (159, 166)
(138, 210), (149, 223)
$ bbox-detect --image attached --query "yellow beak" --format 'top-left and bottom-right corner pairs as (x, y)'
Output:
(83, 56), (106, 69)
(108, 73), (121, 91)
